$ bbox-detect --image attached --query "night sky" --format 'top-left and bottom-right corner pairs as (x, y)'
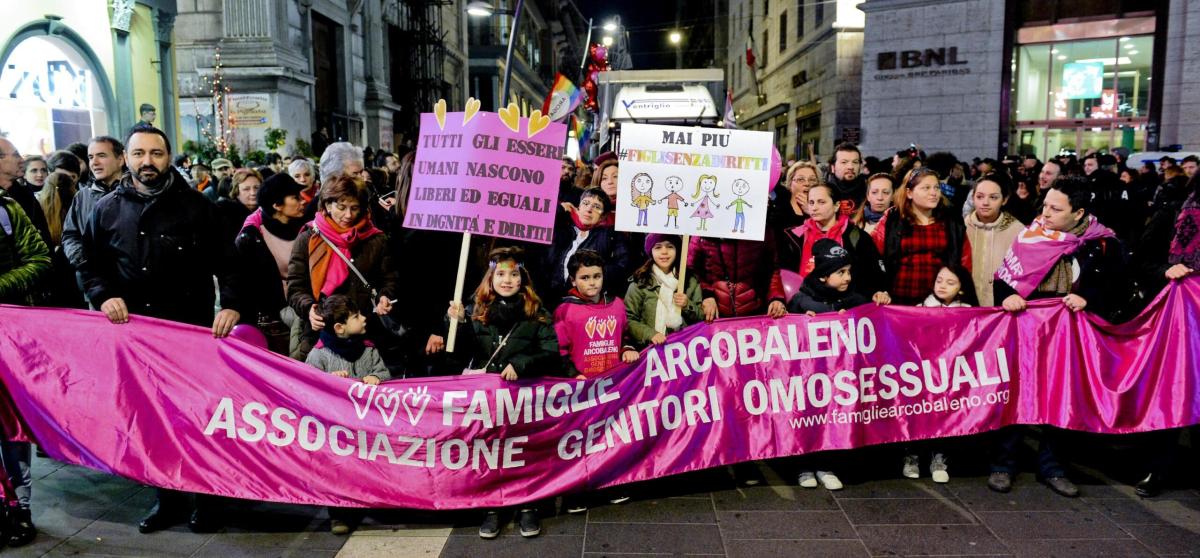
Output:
(579, 0), (686, 69)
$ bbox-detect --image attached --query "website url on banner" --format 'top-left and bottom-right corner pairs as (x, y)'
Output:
(788, 390), (1010, 429)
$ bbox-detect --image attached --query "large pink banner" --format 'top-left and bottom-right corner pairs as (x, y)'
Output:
(1, 279), (1198, 509)
(404, 109), (568, 244)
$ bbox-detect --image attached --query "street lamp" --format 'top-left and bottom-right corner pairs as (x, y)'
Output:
(465, 0), (524, 109)
(603, 20), (618, 32)
(465, 1), (495, 17)
(669, 30), (683, 69)
(602, 36), (614, 47)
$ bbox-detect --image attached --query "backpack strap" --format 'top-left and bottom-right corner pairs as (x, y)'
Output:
(0, 202), (12, 237)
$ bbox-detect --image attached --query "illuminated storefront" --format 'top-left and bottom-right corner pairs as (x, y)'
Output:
(1010, 18), (1156, 158)
(860, 0), (1198, 159)
(0, 1), (177, 156)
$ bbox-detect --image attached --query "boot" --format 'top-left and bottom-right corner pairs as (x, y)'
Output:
(8, 507), (35, 547)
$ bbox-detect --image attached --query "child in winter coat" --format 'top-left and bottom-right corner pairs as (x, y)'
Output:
(787, 239), (870, 315)
(786, 239), (869, 491)
(553, 249), (638, 513)
(445, 247), (559, 540)
(306, 295), (390, 385)
(919, 265), (978, 308)
(554, 249), (638, 378)
(305, 295), (390, 536)
(903, 264), (976, 484)
(624, 234), (703, 348)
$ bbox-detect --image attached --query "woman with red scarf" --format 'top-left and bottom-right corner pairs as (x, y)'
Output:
(779, 184), (887, 301)
(287, 175), (399, 366)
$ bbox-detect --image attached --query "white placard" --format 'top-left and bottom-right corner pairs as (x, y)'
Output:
(615, 123), (774, 241)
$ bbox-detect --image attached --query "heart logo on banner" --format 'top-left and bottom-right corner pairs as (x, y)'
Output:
(527, 109), (551, 138)
(374, 388), (402, 427)
(401, 386), (433, 426)
(347, 383), (377, 420)
(498, 103), (522, 134)
(462, 97), (482, 125)
(433, 99), (448, 130)
(584, 316), (597, 338)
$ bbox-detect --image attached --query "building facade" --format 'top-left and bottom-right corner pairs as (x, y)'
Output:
(860, 0), (1199, 160)
(175, 0), (470, 156)
(727, 0), (865, 161)
(0, 0), (179, 155)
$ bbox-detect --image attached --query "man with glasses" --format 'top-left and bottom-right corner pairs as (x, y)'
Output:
(0, 137), (50, 244)
(0, 142), (52, 548)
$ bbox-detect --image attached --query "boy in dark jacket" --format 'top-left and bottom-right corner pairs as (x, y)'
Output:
(788, 239), (869, 315)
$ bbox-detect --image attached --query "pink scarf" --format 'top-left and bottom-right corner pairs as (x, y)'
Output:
(308, 213), (383, 298)
(791, 214), (851, 279)
(994, 215), (1116, 298)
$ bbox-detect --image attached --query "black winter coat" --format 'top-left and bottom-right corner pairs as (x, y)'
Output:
(287, 225), (399, 357)
(446, 304), (561, 377)
(993, 235), (1126, 321)
(78, 170), (243, 327)
(545, 223), (631, 302)
(234, 218), (302, 322)
(778, 223), (886, 298)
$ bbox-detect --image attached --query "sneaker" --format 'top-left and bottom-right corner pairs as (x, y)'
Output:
(517, 509), (541, 538)
(816, 471), (843, 491)
(330, 519), (350, 536)
(798, 471), (818, 488)
(479, 511), (501, 539)
(1042, 476), (1080, 498)
(987, 471), (1012, 493)
(608, 494), (631, 505)
(930, 453), (949, 484)
(563, 495), (588, 514)
(902, 454), (920, 479)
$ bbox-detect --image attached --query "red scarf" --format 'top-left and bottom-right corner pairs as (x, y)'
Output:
(792, 214), (851, 279)
(308, 213), (383, 298)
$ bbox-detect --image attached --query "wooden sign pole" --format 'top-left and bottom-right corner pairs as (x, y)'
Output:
(676, 234), (691, 295)
(445, 232), (472, 353)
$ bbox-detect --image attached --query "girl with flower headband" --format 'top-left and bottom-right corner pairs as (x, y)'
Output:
(444, 246), (560, 540)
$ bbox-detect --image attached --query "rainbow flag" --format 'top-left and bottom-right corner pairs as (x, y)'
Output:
(542, 73), (582, 123)
(572, 115), (593, 159)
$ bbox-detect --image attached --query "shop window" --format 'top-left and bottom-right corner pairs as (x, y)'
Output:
(1049, 38), (1117, 120)
(1014, 44), (1050, 121)
(1115, 36), (1151, 117)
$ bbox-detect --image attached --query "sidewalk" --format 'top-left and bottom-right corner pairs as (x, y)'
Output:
(13, 436), (1200, 557)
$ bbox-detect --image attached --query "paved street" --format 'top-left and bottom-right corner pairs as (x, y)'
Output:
(11, 433), (1200, 557)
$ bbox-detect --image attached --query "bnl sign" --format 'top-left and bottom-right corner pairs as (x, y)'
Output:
(877, 47), (969, 70)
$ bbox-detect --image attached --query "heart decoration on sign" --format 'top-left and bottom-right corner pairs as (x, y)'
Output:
(346, 383), (377, 420)
(374, 388), (402, 427)
(527, 109), (551, 138)
(462, 97), (482, 125)
(433, 99), (448, 130)
(400, 386), (433, 426)
(498, 102), (522, 134)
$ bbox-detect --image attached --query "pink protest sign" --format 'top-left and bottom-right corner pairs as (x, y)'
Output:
(404, 108), (568, 244)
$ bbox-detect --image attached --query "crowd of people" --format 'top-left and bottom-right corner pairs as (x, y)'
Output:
(0, 124), (1197, 545)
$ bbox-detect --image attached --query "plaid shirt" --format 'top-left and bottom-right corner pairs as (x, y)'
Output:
(890, 221), (972, 304)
